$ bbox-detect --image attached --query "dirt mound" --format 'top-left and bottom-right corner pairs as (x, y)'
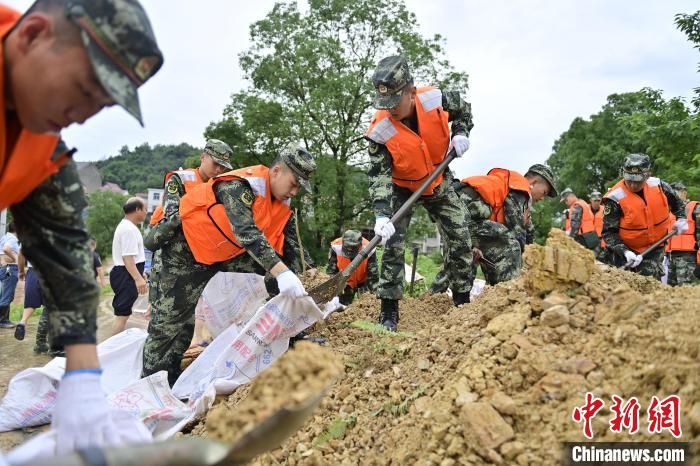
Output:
(191, 231), (700, 465)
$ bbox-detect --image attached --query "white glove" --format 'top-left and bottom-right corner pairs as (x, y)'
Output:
(323, 296), (346, 314)
(624, 250), (644, 268)
(276, 270), (307, 298)
(52, 370), (151, 454)
(373, 217), (395, 246)
(448, 135), (470, 157)
(673, 218), (689, 234)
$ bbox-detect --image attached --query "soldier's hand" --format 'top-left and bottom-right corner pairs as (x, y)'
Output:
(623, 250), (643, 268)
(276, 270), (307, 299)
(448, 135), (470, 157)
(373, 217), (395, 245)
(672, 218), (689, 234)
(136, 276), (147, 295)
(472, 248), (484, 262)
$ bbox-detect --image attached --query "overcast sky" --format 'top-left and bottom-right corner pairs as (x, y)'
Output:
(8, 0), (699, 179)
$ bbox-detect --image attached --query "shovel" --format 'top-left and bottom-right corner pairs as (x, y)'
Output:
(26, 384), (331, 466)
(309, 149), (458, 304)
(622, 229), (677, 270)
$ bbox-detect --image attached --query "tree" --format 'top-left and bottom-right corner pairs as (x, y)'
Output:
(206, 0), (469, 262)
(86, 190), (128, 259)
(675, 10), (700, 110)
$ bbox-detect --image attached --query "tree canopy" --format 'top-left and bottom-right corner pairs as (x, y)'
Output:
(86, 190), (128, 259)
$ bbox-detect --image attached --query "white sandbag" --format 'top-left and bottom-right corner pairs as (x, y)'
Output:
(0, 328), (147, 432)
(200, 272), (267, 337)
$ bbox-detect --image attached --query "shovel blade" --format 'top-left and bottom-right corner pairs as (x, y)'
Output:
(308, 273), (347, 305)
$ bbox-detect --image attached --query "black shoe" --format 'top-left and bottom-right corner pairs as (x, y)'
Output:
(453, 291), (470, 306)
(14, 323), (25, 340)
(378, 299), (399, 332)
(0, 320), (16, 329)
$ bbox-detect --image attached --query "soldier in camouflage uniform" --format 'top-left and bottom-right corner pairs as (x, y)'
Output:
(431, 164), (557, 291)
(144, 139), (234, 296)
(326, 230), (379, 305)
(666, 181), (700, 286)
(364, 56), (474, 332)
(1, 0), (162, 452)
(602, 154), (687, 280)
(142, 146), (316, 385)
(560, 188), (600, 251)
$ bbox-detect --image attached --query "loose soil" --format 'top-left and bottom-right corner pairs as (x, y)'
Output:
(189, 229), (700, 465)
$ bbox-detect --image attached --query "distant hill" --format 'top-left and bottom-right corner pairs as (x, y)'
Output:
(95, 143), (200, 194)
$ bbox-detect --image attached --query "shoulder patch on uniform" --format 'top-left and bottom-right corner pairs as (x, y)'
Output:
(167, 183), (179, 194)
(603, 204), (612, 216)
(241, 190), (254, 206)
(369, 142), (379, 155)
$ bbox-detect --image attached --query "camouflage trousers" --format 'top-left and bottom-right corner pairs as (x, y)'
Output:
(34, 310), (49, 352)
(142, 229), (270, 386)
(432, 220), (521, 290)
(378, 178), (472, 300)
(667, 251), (699, 286)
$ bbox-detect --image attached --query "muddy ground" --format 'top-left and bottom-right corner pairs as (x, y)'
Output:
(191, 230), (700, 465)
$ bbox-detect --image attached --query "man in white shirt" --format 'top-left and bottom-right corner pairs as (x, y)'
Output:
(110, 198), (147, 335)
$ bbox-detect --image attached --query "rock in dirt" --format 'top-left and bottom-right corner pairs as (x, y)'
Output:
(540, 304), (569, 327)
(460, 402), (514, 452)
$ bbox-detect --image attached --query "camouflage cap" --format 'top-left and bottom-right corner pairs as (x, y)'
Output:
(281, 144), (316, 193)
(670, 181), (687, 192)
(589, 190), (603, 201)
(65, 0), (163, 125)
(559, 187), (574, 201)
(372, 56), (413, 110)
(526, 163), (558, 198)
(621, 153), (652, 182)
(342, 230), (363, 249)
(203, 139), (233, 170)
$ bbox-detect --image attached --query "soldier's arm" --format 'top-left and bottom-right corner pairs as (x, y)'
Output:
(504, 191), (529, 248)
(367, 253), (379, 292)
(441, 90), (474, 137)
(216, 180), (283, 272)
(661, 181), (686, 219)
(601, 199), (627, 258)
(162, 175), (185, 219)
(569, 205), (583, 237)
(327, 248), (340, 275)
(367, 142), (394, 218)
(11, 146), (99, 349)
(281, 212), (315, 273)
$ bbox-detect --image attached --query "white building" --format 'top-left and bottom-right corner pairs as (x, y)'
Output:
(147, 188), (164, 214)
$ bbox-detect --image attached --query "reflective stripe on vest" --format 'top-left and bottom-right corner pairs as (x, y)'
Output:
(365, 86), (450, 195)
(0, 6), (66, 210)
(179, 165), (291, 265)
(150, 168), (203, 225)
(604, 178), (670, 253)
(462, 168), (531, 225)
(667, 201), (698, 252)
(331, 237), (370, 289)
(565, 199), (596, 235)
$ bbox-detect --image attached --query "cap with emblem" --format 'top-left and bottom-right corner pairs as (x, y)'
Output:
(589, 190), (602, 201)
(621, 153), (652, 182)
(65, 0), (164, 125)
(559, 187), (574, 202)
(526, 163), (558, 198)
(372, 55), (413, 110)
(670, 181), (687, 192)
(280, 144), (316, 193)
(203, 139), (233, 169)
(342, 230), (362, 249)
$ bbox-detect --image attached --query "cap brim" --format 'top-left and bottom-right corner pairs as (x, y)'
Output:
(373, 92), (402, 110)
(623, 173), (646, 182)
(80, 31), (143, 125)
(547, 186), (558, 198)
(215, 160), (233, 170)
(298, 177), (312, 193)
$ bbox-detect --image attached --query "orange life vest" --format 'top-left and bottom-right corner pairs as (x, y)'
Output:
(667, 201), (698, 253)
(565, 199), (596, 235)
(0, 6), (69, 210)
(179, 165), (291, 265)
(365, 86), (450, 196)
(149, 168), (203, 225)
(331, 237), (373, 289)
(592, 206), (606, 248)
(604, 178), (670, 253)
(462, 168), (531, 225)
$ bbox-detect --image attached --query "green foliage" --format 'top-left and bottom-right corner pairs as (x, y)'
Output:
(86, 190), (128, 258)
(372, 384), (430, 417)
(542, 88), (700, 242)
(350, 319), (414, 338)
(206, 0), (468, 262)
(95, 143), (201, 194)
(313, 416), (357, 446)
(9, 303), (41, 322)
(675, 10), (700, 109)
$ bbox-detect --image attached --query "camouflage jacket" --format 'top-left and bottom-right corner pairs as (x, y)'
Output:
(367, 89), (474, 217)
(601, 179), (685, 258)
(568, 204), (583, 237)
